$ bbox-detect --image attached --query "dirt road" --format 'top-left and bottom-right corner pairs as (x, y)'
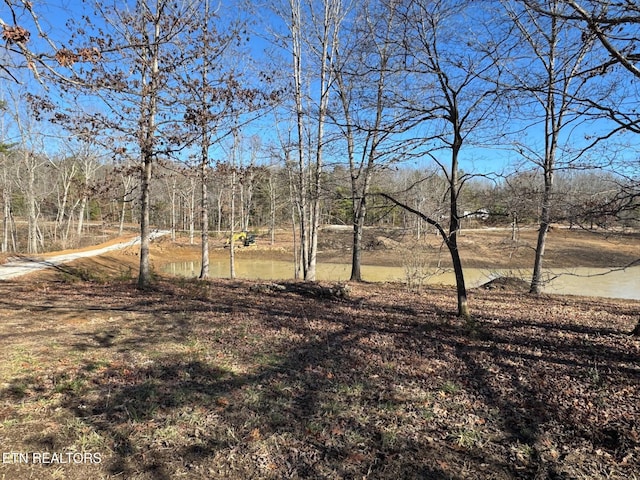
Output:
(0, 230), (169, 280)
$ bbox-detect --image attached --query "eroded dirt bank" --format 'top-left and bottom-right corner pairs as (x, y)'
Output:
(21, 226), (638, 284)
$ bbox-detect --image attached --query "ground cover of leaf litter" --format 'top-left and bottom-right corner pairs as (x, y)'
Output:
(0, 272), (638, 479)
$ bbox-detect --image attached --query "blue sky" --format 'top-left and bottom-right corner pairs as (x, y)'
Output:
(1, 0), (637, 179)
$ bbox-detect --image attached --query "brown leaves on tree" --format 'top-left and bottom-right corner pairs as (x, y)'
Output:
(2, 24), (30, 44)
(54, 47), (101, 67)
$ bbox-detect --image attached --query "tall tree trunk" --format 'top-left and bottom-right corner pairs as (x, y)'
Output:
(169, 178), (176, 242)
(229, 127), (240, 279)
(199, 143), (209, 279)
(530, 70), (556, 294)
(216, 189), (223, 237)
(286, 151), (302, 279)
(54, 168), (73, 243)
(76, 194), (87, 237)
(27, 162), (38, 254)
(379, 192), (469, 319)
(530, 35), (558, 294)
(199, 0), (211, 279)
(119, 196), (126, 236)
(137, 9), (161, 289)
(449, 141), (469, 319)
(118, 171), (132, 236)
(291, 220), (300, 279)
(239, 186), (245, 233)
(189, 180), (196, 245)
(350, 219), (363, 282)
(138, 151), (153, 288)
(65, 199), (79, 246)
(9, 209), (17, 252)
(290, 0), (309, 280)
(307, 196), (320, 280)
(339, 2), (393, 282)
(305, 0), (336, 282)
(530, 193), (552, 294)
(448, 239), (469, 319)
(269, 174), (276, 245)
(242, 160), (255, 232)
(349, 146), (377, 283)
(338, 66), (361, 281)
(0, 160), (8, 253)
(2, 186), (10, 253)
(229, 168), (236, 279)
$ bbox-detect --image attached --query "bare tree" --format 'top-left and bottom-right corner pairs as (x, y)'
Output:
(229, 128), (240, 279)
(271, 114), (304, 277)
(0, 99), (16, 253)
(117, 162), (138, 236)
(182, 172), (197, 244)
(501, 0), (612, 294)
(71, 139), (101, 238)
(547, 0), (640, 334)
(239, 136), (260, 232)
(530, 0), (640, 223)
(162, 168), (179, 241)
(195, 0), (213, 279)
(8, 91), (50, 254)
(276, 0), (345, 281)
(134, 1), (169, 288)
(331, 0), (413, 282)
(533, 0), (640, 80)
(0, 149), (15, 253)
(382, 0), (504, 319)
(49, 153), (77, 247)
(177, 0), (273, 279)
(40, 0), (203, 288)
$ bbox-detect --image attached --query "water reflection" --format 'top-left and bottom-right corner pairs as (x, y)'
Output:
(162, 259), (640, 300)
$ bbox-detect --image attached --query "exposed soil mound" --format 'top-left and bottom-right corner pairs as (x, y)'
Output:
(369, 236), (401, 250)
(480, 276), (530, 292)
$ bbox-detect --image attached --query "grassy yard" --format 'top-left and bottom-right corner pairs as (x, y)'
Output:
(0, 276), (638, 479)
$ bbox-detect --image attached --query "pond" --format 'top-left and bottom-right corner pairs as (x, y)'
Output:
(162, 259), (640, 300)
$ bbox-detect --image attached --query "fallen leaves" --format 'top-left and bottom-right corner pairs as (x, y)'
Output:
(0, 278), (638, 479)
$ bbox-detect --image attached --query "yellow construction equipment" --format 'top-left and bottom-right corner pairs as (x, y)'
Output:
(224, 231), (256, 247)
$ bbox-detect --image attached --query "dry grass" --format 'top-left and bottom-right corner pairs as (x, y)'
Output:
(0, 276), (638, 479)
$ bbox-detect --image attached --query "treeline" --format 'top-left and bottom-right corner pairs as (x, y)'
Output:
(0, 146), (635, 254)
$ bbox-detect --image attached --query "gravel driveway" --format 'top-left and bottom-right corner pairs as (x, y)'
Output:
(0, 230), (169, 280)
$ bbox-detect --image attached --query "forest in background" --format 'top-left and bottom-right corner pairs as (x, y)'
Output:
(0, 151), (634, 253)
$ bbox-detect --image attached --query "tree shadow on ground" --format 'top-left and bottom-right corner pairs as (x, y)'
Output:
(0, 278), (638, 479)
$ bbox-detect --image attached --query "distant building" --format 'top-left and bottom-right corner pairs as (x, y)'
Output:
(463, 209), (489, 220)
